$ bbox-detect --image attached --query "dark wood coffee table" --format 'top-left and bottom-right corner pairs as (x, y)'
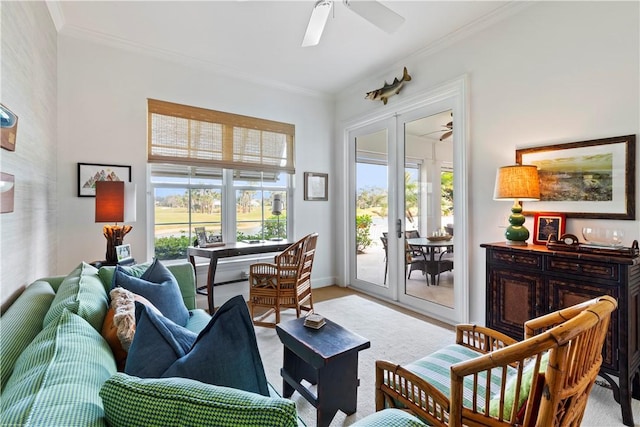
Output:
(275, 317), (370, 427)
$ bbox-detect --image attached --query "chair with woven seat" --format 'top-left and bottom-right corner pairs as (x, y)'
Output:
(374, 295), (617, 426)
(381, 233), (428, 285)
(248, 233), (318, 328)
(405, 230), (429, 283)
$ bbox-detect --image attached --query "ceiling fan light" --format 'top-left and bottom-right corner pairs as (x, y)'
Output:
(302, 0), (332, 47)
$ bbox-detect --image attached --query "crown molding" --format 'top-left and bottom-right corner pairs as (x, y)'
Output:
(338, 1), (536, 98)
(58, 24), (329, 100)
(45, 1), (65, 32)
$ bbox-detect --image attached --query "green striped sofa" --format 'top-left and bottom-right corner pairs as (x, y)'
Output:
(0, 261), (302, 427)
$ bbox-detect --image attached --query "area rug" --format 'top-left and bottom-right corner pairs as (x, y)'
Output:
(254, 293), (640, 427)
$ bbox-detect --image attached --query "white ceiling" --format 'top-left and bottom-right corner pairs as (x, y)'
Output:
(47, 1), (515, 97)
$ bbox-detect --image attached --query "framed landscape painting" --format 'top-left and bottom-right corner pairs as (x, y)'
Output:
(516, 135), (635, 219)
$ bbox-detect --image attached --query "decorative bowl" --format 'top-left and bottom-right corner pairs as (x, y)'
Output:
(581, 227), (624, 247)
(426, 235), (452, 242)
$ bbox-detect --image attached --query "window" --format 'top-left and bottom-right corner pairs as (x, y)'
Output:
(148, 100), (295, 260)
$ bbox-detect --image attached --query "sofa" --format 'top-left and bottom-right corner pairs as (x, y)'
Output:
(0, 261), (302, 427)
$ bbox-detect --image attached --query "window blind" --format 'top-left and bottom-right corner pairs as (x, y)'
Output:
(148, 99), (295, 174)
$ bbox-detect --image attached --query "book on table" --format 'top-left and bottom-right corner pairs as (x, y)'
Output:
(304, 313), (326, 329)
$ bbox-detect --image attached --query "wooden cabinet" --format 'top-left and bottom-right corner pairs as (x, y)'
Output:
(481, 242), (640, 426)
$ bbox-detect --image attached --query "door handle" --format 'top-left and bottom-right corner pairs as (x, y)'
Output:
(396, 219), (402, 238)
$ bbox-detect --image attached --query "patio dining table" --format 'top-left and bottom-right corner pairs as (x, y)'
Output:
(406, 237), (454, 286)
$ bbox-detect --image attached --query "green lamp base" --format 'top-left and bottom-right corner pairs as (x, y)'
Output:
(504, 200), (529, 246)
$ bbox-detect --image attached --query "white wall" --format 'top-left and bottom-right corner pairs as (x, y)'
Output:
(57, 35), (335, 287)
(335, 1), (640, 323)
(0, 2), (57, 308)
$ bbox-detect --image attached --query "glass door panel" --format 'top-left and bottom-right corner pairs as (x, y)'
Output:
(402, 110), (455, 310)
(354, 129), (389, 289)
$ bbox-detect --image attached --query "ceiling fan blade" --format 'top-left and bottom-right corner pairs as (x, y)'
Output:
(344, 0), (404, 34)
(302, 0), (333, 47)
(440, 131), (453, 141)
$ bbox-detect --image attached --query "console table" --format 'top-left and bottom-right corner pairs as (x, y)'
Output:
(481, 242), (640, 426)
(187, 240), (291, 313)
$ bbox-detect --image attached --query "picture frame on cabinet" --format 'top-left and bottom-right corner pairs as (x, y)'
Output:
(532, 212), (566, 245)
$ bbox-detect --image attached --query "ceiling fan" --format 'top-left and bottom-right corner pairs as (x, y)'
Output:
(420, 114), (453, 141)
(302, 0), (405, 47)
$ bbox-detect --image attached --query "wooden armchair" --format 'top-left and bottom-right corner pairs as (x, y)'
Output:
(375, 295), (617, 426)
(248, 233), (318, 328)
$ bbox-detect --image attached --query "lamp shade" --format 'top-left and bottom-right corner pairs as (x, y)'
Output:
(271, 193), (283, 216)
(493, 165), (540, 201)
(95, 181), (136, 223)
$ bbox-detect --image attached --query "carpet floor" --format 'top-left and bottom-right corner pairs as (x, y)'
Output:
(253, 287), (640, 427)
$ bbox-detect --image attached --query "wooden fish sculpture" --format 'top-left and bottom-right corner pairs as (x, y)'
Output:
(365, 67), (411, 105)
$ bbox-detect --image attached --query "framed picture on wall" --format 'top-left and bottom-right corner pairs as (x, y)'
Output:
(532, 212), (566, 245)
(78, 163), (131, 197)
(516, 135), (635, 219)
(304, 172), (328, 201)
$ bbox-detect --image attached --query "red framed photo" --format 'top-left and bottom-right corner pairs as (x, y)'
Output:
(533, 212), (566, 245)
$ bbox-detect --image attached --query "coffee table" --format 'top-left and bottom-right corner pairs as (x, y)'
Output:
(275, 316), (371, 427)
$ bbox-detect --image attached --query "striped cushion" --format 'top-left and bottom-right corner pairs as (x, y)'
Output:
(0, 281), (56, 391)
(405, 344), (513, 410)
(100, 373), (299, 427)
(1, 309), (117, 426)
(43, 262), (108, 332)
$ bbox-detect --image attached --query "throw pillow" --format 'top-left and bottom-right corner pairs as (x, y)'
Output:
(100, 373), (298, 427)
(124, 302), (197, 377)
(43, 262), (108, 332)
(1, 309), (116, 426)
(489, 352), (549, 420)
(125, 295), (269, 396)
(113, 258), (189, 326)
(101, 287), (162, 371)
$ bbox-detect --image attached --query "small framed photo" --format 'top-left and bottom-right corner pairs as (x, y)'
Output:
(195, 227), (223, 248)
(115, 244), (132, 262)
(532, 212), (566, 245)
(304, 172), (328, 201)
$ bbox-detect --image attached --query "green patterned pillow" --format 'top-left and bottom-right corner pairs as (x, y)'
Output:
(1, 309), (116, 426)
(0, 280), (55, 391)
(43, 262), (108, 331)
(489, 352), (549, 419)
(100, 373), (299, 427)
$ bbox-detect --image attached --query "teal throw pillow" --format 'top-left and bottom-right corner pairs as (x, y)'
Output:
(114, 258), (189, 326)
(125, 295), (269, 396)
(124, 301), (197, 377)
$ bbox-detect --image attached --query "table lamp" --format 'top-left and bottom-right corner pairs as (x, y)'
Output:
(95, 181), (136, 264)
(493, 165), (540, 246)
(271, 193), (284, 241)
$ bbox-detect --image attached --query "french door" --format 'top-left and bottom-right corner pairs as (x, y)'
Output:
(346, 79), (468, 325)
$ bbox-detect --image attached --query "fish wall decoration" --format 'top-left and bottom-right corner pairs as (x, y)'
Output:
(365, 67), (411, 105)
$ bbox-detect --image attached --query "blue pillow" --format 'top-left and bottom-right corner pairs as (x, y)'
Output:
(113, 258), (189, 326)
(125, 296), (269, 397)
(123, 302), (197, 377)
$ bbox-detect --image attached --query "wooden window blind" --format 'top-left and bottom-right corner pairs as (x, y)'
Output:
(148, 99), (295, 174)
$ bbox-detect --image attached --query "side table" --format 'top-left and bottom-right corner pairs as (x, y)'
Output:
(275, 317), (370, 427)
